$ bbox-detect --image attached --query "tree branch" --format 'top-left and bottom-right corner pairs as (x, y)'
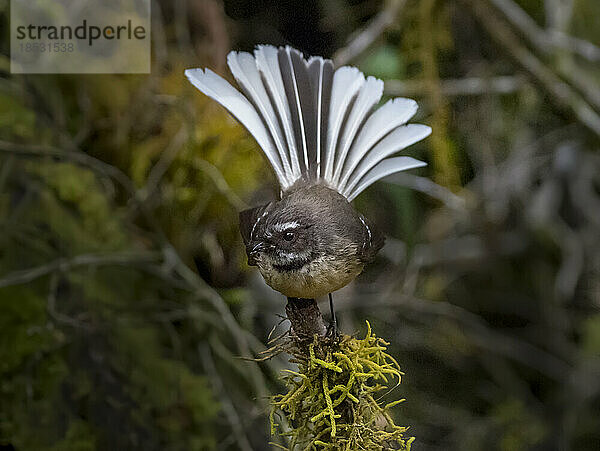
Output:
(0, 139), (271, 406)
(485, 0), (600, 110)
(0, 251), (161, 289)
(285, 298), (327, 339)
(385, 75), (526, 97)
(467, 0), (600, 138)
(487, 0), (600, 63)
(333, 0), (406, 66)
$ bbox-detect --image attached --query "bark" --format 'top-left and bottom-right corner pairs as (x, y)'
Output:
(285, 297), (327, 339)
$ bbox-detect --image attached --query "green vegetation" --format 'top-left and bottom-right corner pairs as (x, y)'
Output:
(271, 323), (412, 450)
(2, 0), (600, 449)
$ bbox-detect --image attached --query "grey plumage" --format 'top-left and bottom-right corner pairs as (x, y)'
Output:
(185, 45), (430, 199)
(186, 45), (434, 299)
(238, 184), (385, 298)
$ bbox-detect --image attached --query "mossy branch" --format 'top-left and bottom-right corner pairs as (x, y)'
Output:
(285, 297), (327, 339)
(271, 299), (414, 451)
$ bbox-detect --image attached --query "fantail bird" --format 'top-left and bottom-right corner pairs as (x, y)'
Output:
(185, 45), (430, 303)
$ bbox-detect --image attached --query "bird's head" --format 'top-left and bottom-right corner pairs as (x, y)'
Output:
(241, 200), (320, 271)
(238, 184), (382, 298)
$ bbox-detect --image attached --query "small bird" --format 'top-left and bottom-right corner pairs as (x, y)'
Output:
(185, 45), (430, 322)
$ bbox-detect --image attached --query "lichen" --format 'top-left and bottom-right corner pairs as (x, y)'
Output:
(270, 321), (414, 450)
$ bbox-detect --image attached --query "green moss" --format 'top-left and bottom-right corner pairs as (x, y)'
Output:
(48, 420), (97, 451)
(270, 322), (414, 450)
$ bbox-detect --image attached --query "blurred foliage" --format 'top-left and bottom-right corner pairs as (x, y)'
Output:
(1, 0), (600, 450)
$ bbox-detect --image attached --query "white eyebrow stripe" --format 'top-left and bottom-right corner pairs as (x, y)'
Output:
(358, 215), (372, 246)
(273, 221), (301, 232)
(250, 208), (270, 241)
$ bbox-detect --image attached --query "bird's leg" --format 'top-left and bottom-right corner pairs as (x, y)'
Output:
(327, 293), (337, 337)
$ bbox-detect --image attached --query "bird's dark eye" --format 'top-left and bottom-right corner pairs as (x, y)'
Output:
(283, 231), (295, 241)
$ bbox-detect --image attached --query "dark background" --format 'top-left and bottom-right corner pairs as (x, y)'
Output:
(1, 0), (600, 449)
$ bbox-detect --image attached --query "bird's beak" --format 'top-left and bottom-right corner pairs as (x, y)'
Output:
(247, 241), (265, 266)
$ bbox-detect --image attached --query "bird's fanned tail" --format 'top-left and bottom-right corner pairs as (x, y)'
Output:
(185, 45), (431, 198)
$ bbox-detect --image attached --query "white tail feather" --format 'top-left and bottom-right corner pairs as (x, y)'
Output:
(184, 68), (288, 188)
(342, 124), (432, 195)
(331, 76), (383, 186)
(314, 59), (325, 179)
(346, 156), (428, 201)
(254, 45), (301, 178)
(227, 51), (293, 183)
(185, 46), (430, 199)
(308, 57), (325, 180)
(324, 67), (365, 183)
(339, 97), (418, 189)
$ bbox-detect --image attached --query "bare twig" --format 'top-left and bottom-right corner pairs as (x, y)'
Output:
(333, 0), (407, 66)
(383, 173), (466, 210)
(467, 0), (600, 137)
(199, 344), (254, 451)
(46, 272), (90, 329)
(0, 139), (271, 407)
(487, 0), (600, 63)
(485, 0), (600, 110)
(193, 158), (246, 210)
(163, 247), (271, 404)
(191, 0), (230, 71)
(139, 125), (188, 204)
(285, 297), (327, 339)
(0, 140), (138, 194)
(0, 251), (161, 289)
(385, 75), (526, 97)
(342, 293), (573, 381)
(547, 30), (600, 62)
